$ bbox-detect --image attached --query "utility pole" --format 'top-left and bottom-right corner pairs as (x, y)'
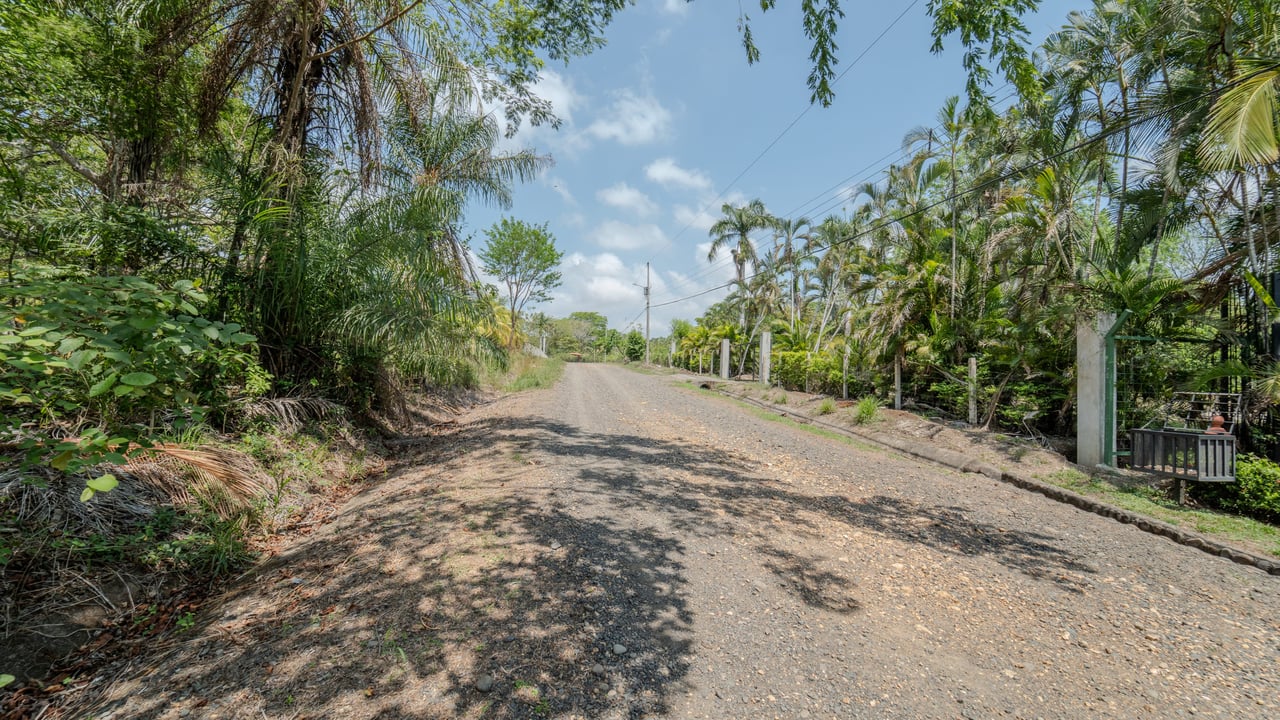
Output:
(644, 262), (651, 365)
(635, 263), (651, 365)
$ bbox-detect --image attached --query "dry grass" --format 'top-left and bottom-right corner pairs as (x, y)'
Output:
(126, 444), (270, 518)
(240, 397), (344, 433)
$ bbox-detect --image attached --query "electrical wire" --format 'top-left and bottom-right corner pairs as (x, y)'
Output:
(646, 0), (925, 272)
(649, 61), (1280, 310)
(653, 84), (1019, 302)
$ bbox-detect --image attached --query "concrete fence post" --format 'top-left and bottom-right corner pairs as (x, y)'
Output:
(893, 353), (902, 410)
(760, 331), (772, 385)
(720, 339), (731, 380)
(1077, 312), (1115, 468)
(968, 357), (978, 425)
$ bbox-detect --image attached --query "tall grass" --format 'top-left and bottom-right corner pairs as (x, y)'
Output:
(504, 357), (566, 391)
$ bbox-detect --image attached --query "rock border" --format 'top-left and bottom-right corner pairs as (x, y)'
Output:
(704, 383), (1280, 577)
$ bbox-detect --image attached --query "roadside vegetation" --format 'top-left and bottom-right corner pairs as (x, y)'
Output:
(4, 0), (1280, 701)
(654, 1), (1280, 526)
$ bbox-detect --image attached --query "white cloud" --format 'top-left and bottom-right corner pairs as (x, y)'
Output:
(534, 71), (581, 125)
(492, 70), (589, 154)
(644, 157), (712, 191)
(587, 90), (672, 146)
(659, 0), (690, 15)
(674, 204), (718, 233)
(544, 251), (731, 331)
(551, 252), (648, 324)
(597, 182), (658, 216)
(544, 175), (576, 205)
(591, 220), (670, 251)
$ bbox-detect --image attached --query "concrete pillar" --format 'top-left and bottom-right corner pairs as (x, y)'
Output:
(1077, 312), (1114, 468)
(968, 357), (978, 425)
(760, 331), (772, 385)
(893, 354), (902, 410)
(719, 339), (730, 379)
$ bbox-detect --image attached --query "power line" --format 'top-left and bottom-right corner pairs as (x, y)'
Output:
(650, 2), (1177, 311)
(651, 62), (1279, 310)
(655, 88), (1013, 303)
(648, 0), (924, 268)
(655, 84), (1022, 303)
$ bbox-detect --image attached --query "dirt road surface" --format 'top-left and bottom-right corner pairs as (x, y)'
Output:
(77, 364), (1278, 719)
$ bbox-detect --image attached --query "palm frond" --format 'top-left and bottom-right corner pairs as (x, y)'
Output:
(1199, 61), (1280, 170)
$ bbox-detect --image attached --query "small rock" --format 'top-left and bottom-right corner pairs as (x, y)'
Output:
(551, 541), (562, 550)
(591, 663), (606, 676)
(475, 675), (494, 692)
(612, 643), (627, 655)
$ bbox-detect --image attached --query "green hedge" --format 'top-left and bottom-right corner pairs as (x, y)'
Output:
(1194, 454), (1280, 524)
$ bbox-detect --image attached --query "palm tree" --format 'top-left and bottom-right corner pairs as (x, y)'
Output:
(772, 216), (812, 333)
(707, 199), (777, 328)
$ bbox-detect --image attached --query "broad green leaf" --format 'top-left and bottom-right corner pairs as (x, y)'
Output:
(68, 349), (98, 370)
(80, 487), (94, 502)
(202, 326), (220, 341)
(57, 336), (85, 354)
(18, 325), (54, 337)
(49, 449), (74, 471)
(0, 335), (22, 345)
(120, 371), (158, 386)
(228, 332), (257, 344)
(0, 674), (13, 688)
(128, 316), (161, 331)
(1244, 271), (1278, 311)
(88, 373), (118, 397)
(86, 474), (118, 492)
(113, 383), (135, 396)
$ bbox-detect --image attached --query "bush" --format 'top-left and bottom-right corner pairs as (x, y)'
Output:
(816, 398), (836, 415)
(771, 350), (859, 396)
(1194, 454), (1280, 523)
(1, 271), (260, 487)
(853, 396), (880, 424)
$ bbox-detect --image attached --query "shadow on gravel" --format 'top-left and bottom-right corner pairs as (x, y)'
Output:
(76, 409), (1094, 720)
(483, 417), (1097, 592)
(80, 430), (698, 719)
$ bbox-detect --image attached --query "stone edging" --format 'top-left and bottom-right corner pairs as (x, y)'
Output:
(707, 384), (1280, 577)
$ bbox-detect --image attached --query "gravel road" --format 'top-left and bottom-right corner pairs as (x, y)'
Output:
(69, 363), (1279, 720)
(508, 364), (1279, 719)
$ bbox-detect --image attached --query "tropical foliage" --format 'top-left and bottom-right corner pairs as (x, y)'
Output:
(672, 0), (1280, 449)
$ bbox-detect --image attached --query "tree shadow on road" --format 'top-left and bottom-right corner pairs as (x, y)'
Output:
(480, 415), (1098, 592)
(72, 407), (1096, 720)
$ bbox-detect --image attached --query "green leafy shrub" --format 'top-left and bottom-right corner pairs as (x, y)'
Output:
(816, 398), (836, 415)
(623, 330), (645, 362)
(1194, 454), (1280, 523)
(1, 271), (259, 488)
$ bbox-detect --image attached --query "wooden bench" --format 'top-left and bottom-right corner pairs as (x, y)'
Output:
(1128, 392), (1238, 484)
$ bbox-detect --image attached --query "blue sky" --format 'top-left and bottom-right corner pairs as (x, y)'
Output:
(466, 0), (1080, 333)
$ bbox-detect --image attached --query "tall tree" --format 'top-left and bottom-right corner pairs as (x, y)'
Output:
(480, 219), (563, 349)
(707, 199), (777, 328)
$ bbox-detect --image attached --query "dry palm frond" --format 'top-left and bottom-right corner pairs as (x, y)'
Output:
(127, 444), (270, 518)
(240, 397), (344, 432)
(0, 468), (168, 535)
